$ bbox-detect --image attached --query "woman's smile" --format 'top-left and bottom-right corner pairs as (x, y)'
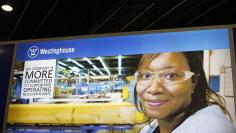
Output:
(144, 99), (169, 108)
(143, 97), (170, 108)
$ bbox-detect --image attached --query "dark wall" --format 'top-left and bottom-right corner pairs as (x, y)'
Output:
(234, 28), (236, 59)
(0, 44), (15, 132)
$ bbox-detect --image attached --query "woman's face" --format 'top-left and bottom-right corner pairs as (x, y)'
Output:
(136, 53), (194, 120)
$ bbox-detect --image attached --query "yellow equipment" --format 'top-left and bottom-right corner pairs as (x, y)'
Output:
(7, 103), (145, 125)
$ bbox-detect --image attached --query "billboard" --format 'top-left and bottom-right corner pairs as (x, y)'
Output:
(4, 26), (236, 133)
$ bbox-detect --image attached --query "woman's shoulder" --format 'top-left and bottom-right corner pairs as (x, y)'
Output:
(139, 120), (158, 133)
(173, 105), (236, 133)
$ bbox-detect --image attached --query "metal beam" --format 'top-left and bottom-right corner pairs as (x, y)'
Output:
(119, 3), (155, 31)
(31, 0), (60, 38)
(8, 0), (31, 40)
(143, 0), (187, 30)
(185, 0), (227, 25)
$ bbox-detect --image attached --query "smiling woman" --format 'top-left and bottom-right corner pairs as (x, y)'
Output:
(135, 51), (236, 133)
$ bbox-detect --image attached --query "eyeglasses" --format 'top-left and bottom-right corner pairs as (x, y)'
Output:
(135, 69), (195, 88)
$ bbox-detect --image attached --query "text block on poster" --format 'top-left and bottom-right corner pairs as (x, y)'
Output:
(21, 59), (56, 98)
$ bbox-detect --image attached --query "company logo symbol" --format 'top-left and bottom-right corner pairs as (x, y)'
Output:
(27, 46), (39, 58)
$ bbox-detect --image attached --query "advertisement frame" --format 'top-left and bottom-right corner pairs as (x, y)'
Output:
(1, 24), (236, 132)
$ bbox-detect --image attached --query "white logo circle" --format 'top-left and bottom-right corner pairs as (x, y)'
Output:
(27, 46), (39, 58)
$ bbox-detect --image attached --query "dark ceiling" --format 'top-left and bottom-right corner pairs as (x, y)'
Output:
(0, 0), (235, 42)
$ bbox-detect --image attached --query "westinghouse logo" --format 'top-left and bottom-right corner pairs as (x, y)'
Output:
(27, 46), (39, 58)
(27, 46), (75, 58)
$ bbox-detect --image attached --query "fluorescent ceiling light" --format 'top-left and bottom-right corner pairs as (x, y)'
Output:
(58, 61), (67, 66)
(82, 72), (88, 76)
(1, 4), (13, 12)
(58, 65), (66, 70)
(92, 64), (99, 70)
(68, 66), (73, 69)
(90, 71), (96, 76)
(98, 70), (105, 76)
(67, 58), (85, 68)
(84, 57), (105, 76)
(73, 71), (80, 75)
(83, 57), (93, 65)
(57, 74), (65, 77)
(72, 66), (80, 72)
(92, 64), (104, 75)
(97, 56), (110, 75)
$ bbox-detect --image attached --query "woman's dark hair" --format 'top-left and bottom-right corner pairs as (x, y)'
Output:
(134, 51), (231, 122)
